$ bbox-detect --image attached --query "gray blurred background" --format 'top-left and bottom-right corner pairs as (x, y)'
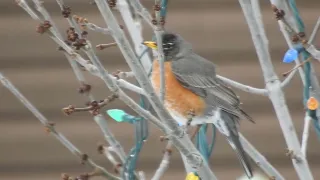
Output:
(1, 0), (320, 179)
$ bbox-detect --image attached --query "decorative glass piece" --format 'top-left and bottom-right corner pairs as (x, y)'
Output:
(307, 97), (318, 110)
(106, 109), (127, 122)
(185, 172), (199, 180)
(106, 109), (141, 123)
(283, 49), (298, 63)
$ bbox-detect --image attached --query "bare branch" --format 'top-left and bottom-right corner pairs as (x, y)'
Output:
(239, 134), (285, 180)
(62, 94), (118, 116)
(305, 44), (320, 62)
(94, 0), (217, 179)
(16, 0), (39, 19)
(240, 0), (313, 178)
(153, 0), (166, 102)
(29, 0), (129, 167)
(19, 0), (146, 97)
(301, 112), (312, 158)
(308, 16), (320, 44)
(0, 73), (120, 180)
(217, 75), (268, 96)
(269, 1), (306, 85)
(129, 0), (154, 28)
(13, 0), (319, 179)
(117, 0), (152, 71)
(151, 142), (173, 180)
(119, 2), (181, 179)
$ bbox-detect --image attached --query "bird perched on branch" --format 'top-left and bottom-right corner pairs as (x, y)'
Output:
(143, 32), (255, 178)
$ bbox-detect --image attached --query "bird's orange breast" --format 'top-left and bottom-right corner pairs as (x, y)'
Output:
(151, 60), (205, 118)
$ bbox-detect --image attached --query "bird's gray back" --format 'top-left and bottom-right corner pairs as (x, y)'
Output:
(171, 53), (242, 118)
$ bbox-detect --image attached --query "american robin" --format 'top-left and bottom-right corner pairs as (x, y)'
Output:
(143, 32), (254, 178)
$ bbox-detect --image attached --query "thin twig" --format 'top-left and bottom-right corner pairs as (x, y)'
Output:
(281, 65), (299, 88)
(98, 145), (123, 174)
(0, 73), (120, 180)
(73, 15), (112, 35)
(96, 43), (118, 50)
(282, 57), (313, 77)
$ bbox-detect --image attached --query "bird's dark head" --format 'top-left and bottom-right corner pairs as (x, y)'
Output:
(162, 33), (179, 58)
(143, 32), (185, 61)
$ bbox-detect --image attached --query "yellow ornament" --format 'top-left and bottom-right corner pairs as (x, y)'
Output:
(186, 172), (200, 180)
(307, 97), (318, 110)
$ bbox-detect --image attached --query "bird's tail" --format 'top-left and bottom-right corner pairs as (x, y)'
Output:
(221, 111), (253, 178)
(227, 135), (253, 179)
(240, 108), (255, 124)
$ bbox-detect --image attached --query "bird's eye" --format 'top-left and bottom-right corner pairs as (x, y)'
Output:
(163, 42), (174, 49)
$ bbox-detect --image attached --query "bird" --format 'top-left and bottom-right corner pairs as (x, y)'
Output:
(142, 32), (255, 178)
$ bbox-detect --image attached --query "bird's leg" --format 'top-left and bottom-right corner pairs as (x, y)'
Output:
(186, 109), (200, 140)
(186, 109), (196, 126)
(159, 109), (197, 141)
(190, 125), (202, 140)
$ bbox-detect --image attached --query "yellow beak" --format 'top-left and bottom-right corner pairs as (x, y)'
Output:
(142, 41), (157, 49)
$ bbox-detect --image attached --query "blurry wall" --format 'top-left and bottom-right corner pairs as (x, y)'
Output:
(1, 0), (320, 179)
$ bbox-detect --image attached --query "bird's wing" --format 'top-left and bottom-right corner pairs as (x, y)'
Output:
(171, 54), (252, 121)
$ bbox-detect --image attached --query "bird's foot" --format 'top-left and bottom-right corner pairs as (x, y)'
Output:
(184, 109), (196, 137)
(186, 109), (196, 126)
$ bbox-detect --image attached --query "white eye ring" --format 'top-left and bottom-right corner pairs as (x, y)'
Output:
(163, 43), (174, 48)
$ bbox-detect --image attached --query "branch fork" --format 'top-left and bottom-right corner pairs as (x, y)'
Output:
(286, 149), (303, 163)
(36, 20), (52, 34)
